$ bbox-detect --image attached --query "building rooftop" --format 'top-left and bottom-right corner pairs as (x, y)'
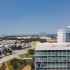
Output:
(35, 43), (70, 51)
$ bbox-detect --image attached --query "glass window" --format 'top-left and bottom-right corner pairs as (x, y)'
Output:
(66, 32), (70, 42)
(35, 51), (48, 56)
(35, 50), (70, 70)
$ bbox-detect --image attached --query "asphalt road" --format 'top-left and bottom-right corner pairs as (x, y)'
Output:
(0, 48), (30, 64)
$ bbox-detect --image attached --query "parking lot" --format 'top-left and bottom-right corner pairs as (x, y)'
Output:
(0, 41), (32, 59)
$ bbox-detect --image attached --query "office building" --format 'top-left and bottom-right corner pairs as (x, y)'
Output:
(57, 26), (70, 43)
(34, 43), (70, 70)
(65, 26), (70, 42)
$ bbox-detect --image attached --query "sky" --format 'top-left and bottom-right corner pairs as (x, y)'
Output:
(0, 0), (70, 35)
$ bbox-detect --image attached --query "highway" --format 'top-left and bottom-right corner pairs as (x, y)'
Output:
(0, 48), (30, 64)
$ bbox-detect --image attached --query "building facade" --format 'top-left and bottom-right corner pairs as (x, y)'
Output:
(65, 26), (70, 42)
(57, 29), (65, 43)
(57, 26), (70, 43)
(34, 43), (70, 70)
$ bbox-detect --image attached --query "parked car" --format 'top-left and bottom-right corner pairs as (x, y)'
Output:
(4, 45), (12, 55)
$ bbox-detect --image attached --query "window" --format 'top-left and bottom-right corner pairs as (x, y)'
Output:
(35, 50), (70, 70)
(66, 32), (70, 42)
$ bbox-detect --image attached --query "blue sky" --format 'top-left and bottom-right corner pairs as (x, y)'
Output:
(0, 0), (70, 35)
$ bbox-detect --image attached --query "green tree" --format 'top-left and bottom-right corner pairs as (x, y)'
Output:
(28, 49), (35, 55)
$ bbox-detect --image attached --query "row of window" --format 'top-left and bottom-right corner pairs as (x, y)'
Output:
(36, 62), (70, 68)
(35, 57), (70, 62)
(36, 68), (70, 70)
(35, 51), (70, 56)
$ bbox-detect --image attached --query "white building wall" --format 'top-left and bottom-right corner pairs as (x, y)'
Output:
(57, 29), (65, 43)
(57, 26), (70, 43)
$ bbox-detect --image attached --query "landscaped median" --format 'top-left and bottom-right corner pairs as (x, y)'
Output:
(0, 49), (35, 70)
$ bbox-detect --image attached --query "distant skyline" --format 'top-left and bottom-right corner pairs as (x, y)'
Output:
(0, 0), (70, 35)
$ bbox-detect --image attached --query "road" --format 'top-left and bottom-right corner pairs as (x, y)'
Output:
(0, 48), (30, 64)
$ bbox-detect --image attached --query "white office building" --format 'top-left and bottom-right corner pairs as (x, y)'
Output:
(57, 26), (70, 43)
(34, 43), (70, 70)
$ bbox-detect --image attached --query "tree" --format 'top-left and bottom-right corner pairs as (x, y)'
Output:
(28, 49), (35, 55)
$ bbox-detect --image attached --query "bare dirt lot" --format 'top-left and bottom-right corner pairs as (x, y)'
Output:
(21, 65), (31, 70)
